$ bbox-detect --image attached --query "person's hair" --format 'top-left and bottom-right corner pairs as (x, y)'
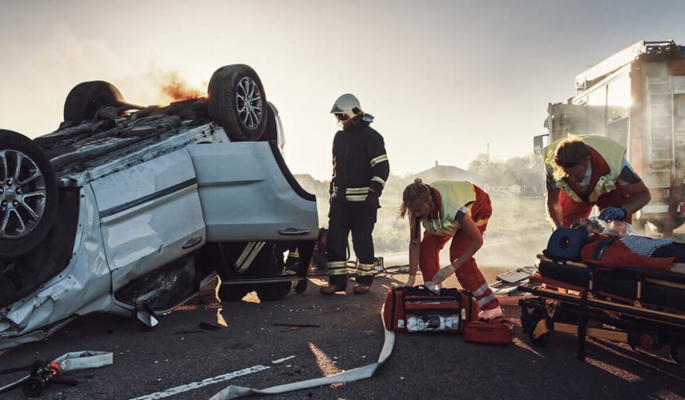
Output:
(552, 137), (589, 180)
(398, 178), (432, 219)
(571, 218), (603, 233)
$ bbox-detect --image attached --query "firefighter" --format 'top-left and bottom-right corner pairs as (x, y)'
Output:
(320, 94), (389, 295)
(543, 135), (651, 229)
(399, 179), (502, 319)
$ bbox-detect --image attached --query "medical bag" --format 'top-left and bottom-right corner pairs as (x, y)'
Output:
(382, 286), (478, 333)
(463, 319), (515, 344)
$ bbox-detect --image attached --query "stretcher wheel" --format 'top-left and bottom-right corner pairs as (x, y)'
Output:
(529, 330), (551, 347)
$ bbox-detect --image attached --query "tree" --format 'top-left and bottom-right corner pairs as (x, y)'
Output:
(468, 153), (544, 195)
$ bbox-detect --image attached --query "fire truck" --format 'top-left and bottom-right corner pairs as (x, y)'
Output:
(537, 40), (685, 235)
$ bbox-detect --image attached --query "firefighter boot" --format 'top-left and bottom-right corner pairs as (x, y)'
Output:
(321, 269), (348, 295)
(352, 284), (371, 294)
(320, 284), (346, 295)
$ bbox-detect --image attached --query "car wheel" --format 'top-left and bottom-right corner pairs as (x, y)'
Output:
(256, 282), (292, 302)
(208, 64), (267, 141)
(218, 284), (252, 302)
(0, 130), (58, 259)
(63, 81), (125, 123)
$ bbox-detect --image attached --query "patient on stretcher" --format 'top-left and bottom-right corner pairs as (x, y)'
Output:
(572, 218), (685, 274)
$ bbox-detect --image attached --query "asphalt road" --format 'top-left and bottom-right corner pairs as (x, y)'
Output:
(1, 254), (684, 400)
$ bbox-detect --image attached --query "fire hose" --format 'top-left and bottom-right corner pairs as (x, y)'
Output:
(0, 350), (112, 397)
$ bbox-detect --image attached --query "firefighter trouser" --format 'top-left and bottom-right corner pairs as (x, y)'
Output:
(418, 187), (499, 311)
(326, 201), (377, 288)
(559, 189), (631, 228)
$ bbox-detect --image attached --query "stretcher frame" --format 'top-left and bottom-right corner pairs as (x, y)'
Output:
(517, 254), (685, 365)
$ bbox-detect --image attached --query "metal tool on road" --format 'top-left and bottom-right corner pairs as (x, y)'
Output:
(0, 350), (113, 397)
(22, 360), (78, 398)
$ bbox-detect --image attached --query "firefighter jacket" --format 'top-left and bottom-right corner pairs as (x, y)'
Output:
(420, 181), (477, 237)
(542, 135), (625, 203)
(580, 234), (675, 272)
(330, 114), (389, 203)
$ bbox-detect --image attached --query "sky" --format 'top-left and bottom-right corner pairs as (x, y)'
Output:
(2, 0), (685, 181)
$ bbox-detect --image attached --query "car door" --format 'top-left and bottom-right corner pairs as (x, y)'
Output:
(188, 141), (318, 242)
(90, 148), (206, 290)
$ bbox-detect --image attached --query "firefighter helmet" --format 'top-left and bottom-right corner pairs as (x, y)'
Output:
(330, 93), (362, 121)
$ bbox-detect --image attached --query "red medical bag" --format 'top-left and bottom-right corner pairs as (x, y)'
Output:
(383, 286), (479, 333)
(463, 319), (515, 344)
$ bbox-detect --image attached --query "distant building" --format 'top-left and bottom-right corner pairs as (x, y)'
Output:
(402, 161), (483, 186)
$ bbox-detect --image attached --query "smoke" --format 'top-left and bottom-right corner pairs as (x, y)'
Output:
(149, 70), (206, 103)
(155, 72), (206, 101)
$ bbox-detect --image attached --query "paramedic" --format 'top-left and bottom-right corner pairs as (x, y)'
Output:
(573, 219), (685, 274)
(399, 179), (502, 319)
(320, 94), (389, 295)
(542, 135), (651, 229)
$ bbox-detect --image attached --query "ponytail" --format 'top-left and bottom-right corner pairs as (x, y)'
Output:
(398, 178), (432, 219)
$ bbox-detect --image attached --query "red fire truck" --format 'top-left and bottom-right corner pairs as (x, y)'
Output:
(537, 40), (685, 235)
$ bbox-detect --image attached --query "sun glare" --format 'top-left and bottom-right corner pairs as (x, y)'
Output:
(309, 342), (344, 387)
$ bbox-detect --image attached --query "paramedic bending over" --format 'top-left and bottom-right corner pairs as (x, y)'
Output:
(542, 135), (651, 229)
(399, 179), (502, 320)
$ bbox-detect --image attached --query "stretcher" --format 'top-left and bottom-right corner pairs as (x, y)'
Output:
(517, 229), (685, 365)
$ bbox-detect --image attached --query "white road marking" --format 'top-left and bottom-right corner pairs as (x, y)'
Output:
(128, 365), (270, 400)
(272, 355), (296, 364)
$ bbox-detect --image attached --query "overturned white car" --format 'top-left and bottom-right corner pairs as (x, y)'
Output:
(0, 64), (319, 350)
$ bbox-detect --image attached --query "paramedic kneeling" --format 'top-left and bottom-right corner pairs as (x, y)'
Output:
(399, 179), (502, 319)
(542, 135), (651, 229)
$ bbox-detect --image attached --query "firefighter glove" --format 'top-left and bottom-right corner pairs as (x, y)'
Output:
(404, 276), (416, 287)
(432, 264), (456, 284)
(366, 190), (380, 209)
(598, 206), (626, 222)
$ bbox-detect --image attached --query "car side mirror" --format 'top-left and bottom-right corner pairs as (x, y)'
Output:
(533, 134), (548, 155)
(133, 304), (159, 330)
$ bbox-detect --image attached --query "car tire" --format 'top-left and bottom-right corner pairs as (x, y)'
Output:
(255, 281), (292, 302)
(208, 64), (267, 141)
(218, 284), (252, 302)
(0, 130), (58, 259)
(63, 81), (125, 123)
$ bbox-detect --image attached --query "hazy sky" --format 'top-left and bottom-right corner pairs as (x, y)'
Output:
(2, 0), (685, 180)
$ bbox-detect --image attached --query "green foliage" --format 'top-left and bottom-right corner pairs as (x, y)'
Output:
(468, 153), (544, 194)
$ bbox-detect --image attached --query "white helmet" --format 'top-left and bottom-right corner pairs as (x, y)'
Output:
(330, 93), (362, 121)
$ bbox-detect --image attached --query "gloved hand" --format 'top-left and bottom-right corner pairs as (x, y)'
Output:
(404, 276), (416, 287)
(598, 206), (626, 222)
(432, 264), (456, 284)
(366, 190), (380, 209)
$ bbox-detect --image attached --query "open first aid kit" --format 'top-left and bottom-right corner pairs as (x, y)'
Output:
(383, 286), (479, 333)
